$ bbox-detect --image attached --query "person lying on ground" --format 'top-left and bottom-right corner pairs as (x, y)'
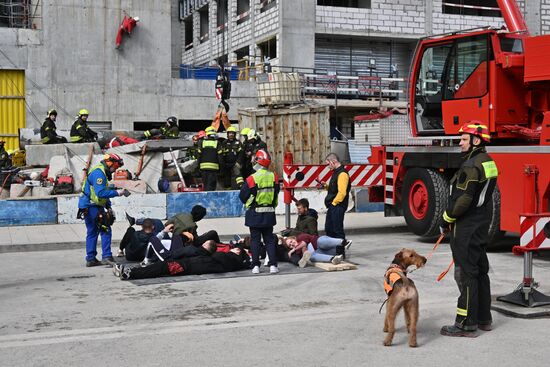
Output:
(280, 198), (318, 237)
(116, 214), (164, 259)
(284, 234), (352, 266)
(274, 234), (302, 267)
(114, 247), (251, 280)
(165, 205), (220, 246)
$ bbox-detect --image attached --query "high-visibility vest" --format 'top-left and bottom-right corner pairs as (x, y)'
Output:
(82, 163), (109, 207)
(245, 168), (276, 209)
(199, 139), (220, 170)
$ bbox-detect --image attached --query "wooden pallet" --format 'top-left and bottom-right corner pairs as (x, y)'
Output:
(313, 261), (357, 272)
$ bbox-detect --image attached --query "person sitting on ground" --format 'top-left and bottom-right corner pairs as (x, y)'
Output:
(40, 109), (68, 144)
(281, 198), (318, 237)
(165, 205), (220, 247)
(284, 234), (352, 266)
(114, 247), (251, 280)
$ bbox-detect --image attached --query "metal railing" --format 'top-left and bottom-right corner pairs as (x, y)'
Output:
(0, 0), (41, 29)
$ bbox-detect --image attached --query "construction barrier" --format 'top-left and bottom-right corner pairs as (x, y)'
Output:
(0, 199), (58, 226)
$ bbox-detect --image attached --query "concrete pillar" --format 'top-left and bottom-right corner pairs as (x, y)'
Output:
(209, 0), (217, 63)
(278, 0), (315, 70)
(524, 0), (541, 35)
(425, 0), (433, 36)
(171, 0), (183, 77)
(193, 8), (200, 64)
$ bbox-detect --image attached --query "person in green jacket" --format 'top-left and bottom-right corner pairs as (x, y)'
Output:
(164, 205), (220, 246)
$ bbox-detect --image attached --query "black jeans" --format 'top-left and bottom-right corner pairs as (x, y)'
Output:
(250, 227), (277, 267)
(201, 170), (218, 191)
(193, 230), (220, 246)
(325, 204), (346, 239)
(120, 228), (146, 261)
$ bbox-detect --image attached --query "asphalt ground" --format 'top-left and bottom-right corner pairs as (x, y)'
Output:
(0, 218), (549, 366)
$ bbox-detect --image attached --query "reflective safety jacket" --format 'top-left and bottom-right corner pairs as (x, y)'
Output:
(70, 118), (97, 142)
(143, 125), (179, 139)
(221, 138), (243, 167)
(78, 162), (119, 208)
(198, 137), (222, 171)
(40, 118), (60, 144)
(239, 167), (280, 228)
(443, 147), (498, 224)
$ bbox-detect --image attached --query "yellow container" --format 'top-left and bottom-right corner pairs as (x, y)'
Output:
(0, 70), (26, 152)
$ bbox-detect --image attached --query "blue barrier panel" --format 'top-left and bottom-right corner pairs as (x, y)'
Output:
(167, 191), (245, 218)
(0, 199), (58, 226)
(354, 188), (384, 213)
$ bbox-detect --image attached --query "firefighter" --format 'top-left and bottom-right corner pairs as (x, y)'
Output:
(0, 140), (10, 169)
(188, 130), (205, 160)
(197, 126), (222, 191)
(70, 109), (98, 143)
(242, 129), (267, 178)
(221, 126), (244, 189)
(239, 149), (280, 274)
(41, 109), (67, 144)
(78, 153), (131, 267)
(143, 116), (180, 140)
(440, 121), (498, 337)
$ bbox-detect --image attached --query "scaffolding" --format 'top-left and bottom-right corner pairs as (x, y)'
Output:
(0, 0), (41, 29)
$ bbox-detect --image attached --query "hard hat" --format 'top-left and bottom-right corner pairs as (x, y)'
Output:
(47, 109), (57, 116)
(166, 116), (178, 126)
(247, 129), (257, 140)
(459, 121), (490, 143)
(227, 126), (237, 133)
(197, 130), (206, 139)
(103, 153), (124, 167)
(205, 126), (216, 135)
(79, 109), (89, 116)
(254, 149), (271, 168)
(240, 127), (250, 136)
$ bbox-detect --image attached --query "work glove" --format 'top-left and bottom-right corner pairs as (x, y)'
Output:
(117, 189), (131, 197)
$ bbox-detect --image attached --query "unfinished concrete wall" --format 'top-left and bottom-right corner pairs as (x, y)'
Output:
(0, 0), (257, 132)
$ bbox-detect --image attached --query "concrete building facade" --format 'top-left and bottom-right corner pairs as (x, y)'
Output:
(1, 0), (549, 136)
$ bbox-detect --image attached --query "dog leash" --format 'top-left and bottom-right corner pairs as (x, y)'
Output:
(426, 233), (454, 281)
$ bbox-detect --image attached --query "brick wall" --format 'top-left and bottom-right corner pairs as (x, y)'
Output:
(316, 1), (425, 38)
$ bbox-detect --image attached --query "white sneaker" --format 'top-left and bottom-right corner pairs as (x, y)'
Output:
(298, 251), (312, 268)
(263, 254), (270, 266)
(269, 265), (279, 274)
(331, 255), (343, 265)
(252, 266), (260, 274)
(344, 239), (353, 250)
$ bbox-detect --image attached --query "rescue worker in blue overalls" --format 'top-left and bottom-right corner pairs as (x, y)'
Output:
(440, 122), (498, 337)
(239, 149), (280, 274)
(78, 153), (131, 267)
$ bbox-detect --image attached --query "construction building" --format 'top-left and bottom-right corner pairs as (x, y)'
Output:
(2, 0), (550, 149)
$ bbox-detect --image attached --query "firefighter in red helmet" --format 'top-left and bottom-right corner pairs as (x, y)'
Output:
(239, 149), (280, 275)
(440, 121), (498, 337)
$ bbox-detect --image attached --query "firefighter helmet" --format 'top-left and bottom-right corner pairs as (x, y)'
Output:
(205, 126), (216, 136)
(79, 109), (89, 116)
(226, 126), (237, 133)
(240, 127), (250, 136)
(47, 109), (57, 116)
(247, 129), (257, 140)
(103, 153), (124, 167)
(197, 130), (206, 139)
(166, 116), (178, 126)
(459, 121), (490, 142)
(254, 149), (271, 168)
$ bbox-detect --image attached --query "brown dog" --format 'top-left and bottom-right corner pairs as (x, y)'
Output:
(383, 248), (427, 347)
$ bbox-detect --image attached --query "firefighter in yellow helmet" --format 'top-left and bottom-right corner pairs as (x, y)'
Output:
(70, 109), (98, 143)
(197, 126), (223, 191)
(221, 126), (244, 189)
(440, 121), (498, 337)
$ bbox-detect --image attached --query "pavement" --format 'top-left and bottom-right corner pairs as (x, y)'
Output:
(1, 218), (550, 366)
(0, 212), (406, 253)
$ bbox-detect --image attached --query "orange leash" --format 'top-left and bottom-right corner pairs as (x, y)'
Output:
(425, 233), (455, 282)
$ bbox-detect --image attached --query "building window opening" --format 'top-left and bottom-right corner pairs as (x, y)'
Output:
(317, 0), (371, 8)
(260, 0), (276, 13)
(217, 0), (228, 33)
(0, 0), (39, 29)
(237, 0), (250, 24)
(258, 37), (277, 61)
(184, 18), (193, 50)
(199, 6), (209, 43)
(235, 46), (250, 68)
(442, 1), (500, 17)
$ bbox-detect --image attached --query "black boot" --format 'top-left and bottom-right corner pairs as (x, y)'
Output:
(125, 212), (136, 226)
(335, 245), (346, 260)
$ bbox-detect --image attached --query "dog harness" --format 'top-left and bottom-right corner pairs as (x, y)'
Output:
(384, 264), (406, 296)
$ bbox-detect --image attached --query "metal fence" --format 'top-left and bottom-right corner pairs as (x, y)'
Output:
(0, 0), (40, 29)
